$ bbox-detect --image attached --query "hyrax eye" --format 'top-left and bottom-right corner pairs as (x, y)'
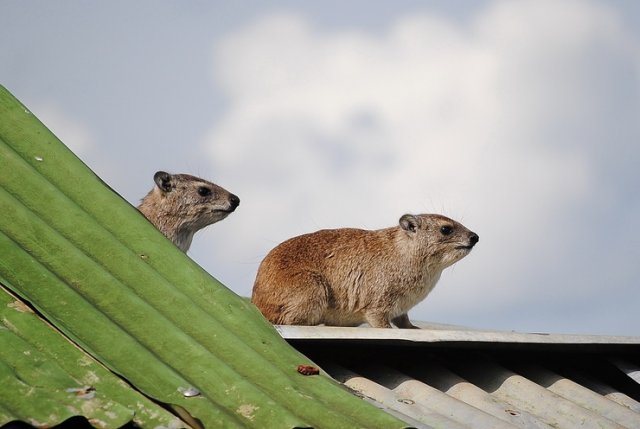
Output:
(197, 186), (212, 197)
(440, 225), (454, 236)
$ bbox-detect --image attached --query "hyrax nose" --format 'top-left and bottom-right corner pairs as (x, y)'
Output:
(469, 233), (479, 246)
(229, 194), (240, 210)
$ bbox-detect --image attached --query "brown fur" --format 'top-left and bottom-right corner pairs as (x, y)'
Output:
(138, 171), (239, 252)
(251, 214), (478, 328)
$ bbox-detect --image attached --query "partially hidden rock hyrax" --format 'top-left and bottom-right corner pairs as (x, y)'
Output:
(251, 214), (478, 328)
(138, 171), (239, 252)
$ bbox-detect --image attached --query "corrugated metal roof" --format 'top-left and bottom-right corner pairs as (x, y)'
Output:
(3, 83), (639, 429)
(0, 286), (184, 429)
(0, 86), (408, 429)
(279, 324), (640, 429)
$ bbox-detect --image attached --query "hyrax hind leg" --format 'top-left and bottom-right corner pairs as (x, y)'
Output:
(263, 272), (330, 326)
(364, 311), (393, 328)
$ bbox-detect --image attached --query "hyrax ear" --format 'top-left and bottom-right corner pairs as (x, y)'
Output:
(153, 171), (173, 193)
(399, 214), (420, 234)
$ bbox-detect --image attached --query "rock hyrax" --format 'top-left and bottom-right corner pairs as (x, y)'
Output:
(138, 171), (240, 252)
(251, 214), (478, 328)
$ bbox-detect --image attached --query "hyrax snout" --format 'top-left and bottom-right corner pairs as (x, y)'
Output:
(251, 213), (478, 328)
(138, 171), (239, 252)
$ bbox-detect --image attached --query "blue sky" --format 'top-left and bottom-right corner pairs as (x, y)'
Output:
(2, 0), (639, 335)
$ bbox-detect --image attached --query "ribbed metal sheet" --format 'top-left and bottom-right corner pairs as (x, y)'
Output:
(0, 86), (408, 429)
(0, 286), (184, 429)
(279, 324), (640, 429)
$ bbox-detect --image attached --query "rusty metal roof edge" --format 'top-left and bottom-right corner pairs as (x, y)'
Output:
(275, 322), (640, 346)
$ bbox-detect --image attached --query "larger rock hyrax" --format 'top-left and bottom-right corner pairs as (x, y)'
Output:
(251, 214), (478, 328)
(138, 171), (240, 252)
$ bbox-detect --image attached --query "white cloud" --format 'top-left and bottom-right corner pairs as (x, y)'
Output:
(199, 0), (639, 333)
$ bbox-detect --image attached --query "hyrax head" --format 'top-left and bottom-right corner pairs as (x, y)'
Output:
(152, 170), (240, 229)
(399, 213), (479, 268)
